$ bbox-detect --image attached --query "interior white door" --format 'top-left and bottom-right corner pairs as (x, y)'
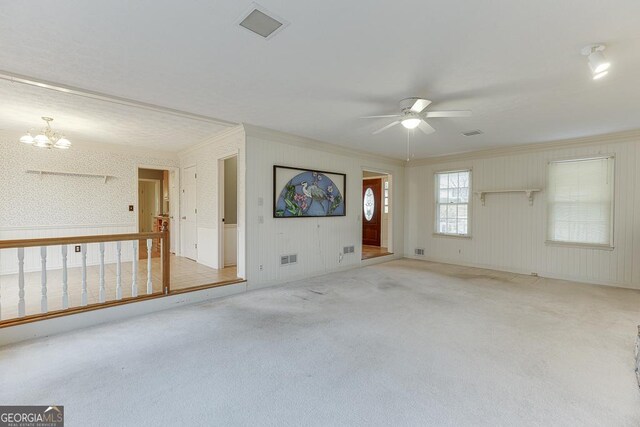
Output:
(182, 166), (198, 260)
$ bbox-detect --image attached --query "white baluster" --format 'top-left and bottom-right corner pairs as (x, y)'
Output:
(17, 248), (25, 317)
(99, 242), (106, 303)
(146, 239), (153, 294)
(132, 240), (138, 297)
(40, 246), (48, 313)
(116, 241), (122, 300)
(81, 244), (88, 306)
(61, 245), (69, 309)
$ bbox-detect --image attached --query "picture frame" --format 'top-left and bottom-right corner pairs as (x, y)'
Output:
(273, 165), (347, 218)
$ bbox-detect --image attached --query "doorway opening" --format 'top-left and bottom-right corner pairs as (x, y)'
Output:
(138, 168), (173, 259)
(218, 155), (238, 277)
(362, 170), (393, 260)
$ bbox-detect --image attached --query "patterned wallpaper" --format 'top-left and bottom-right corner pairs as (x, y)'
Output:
(0, 138), (178, 227)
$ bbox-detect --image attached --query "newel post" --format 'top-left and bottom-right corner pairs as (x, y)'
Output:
(162, 222), (170, 295)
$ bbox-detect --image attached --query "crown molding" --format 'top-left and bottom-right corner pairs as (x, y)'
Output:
(177, 125), (246, 157)
(0, 69), (236, 127)
(407, 129), (640, 167)
(242, 123), (406, 167)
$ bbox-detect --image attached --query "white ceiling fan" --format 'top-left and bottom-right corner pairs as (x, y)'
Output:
(362, 97), (472, 135)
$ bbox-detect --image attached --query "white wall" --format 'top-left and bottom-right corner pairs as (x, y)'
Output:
(244, 125), (405, 289)
(0, 136), (178, 273)
(178, 126), (246, 277)
(404, 131), (640, 289)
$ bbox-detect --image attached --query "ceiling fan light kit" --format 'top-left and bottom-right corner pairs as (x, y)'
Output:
(361, 97), (472, 135)
(401, 117), (421, 129)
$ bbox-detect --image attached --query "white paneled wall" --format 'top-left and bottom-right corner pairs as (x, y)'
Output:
(244, 126), (405, 288)
(405, 134), (640, 289)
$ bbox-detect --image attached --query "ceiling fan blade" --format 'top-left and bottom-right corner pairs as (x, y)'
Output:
(425, 110), (472, 118)
(372, 120), (401, 135)
(360, 114), (401, 119)
(418, 121), (436, 135)
(410, 98), (432, 113)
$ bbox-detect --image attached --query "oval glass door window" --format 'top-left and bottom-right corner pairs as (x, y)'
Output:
(363, 188), (375, 221)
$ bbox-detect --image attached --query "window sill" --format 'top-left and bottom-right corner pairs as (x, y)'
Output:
(433, 233), (471, 239)
(545, 240), (614, 251)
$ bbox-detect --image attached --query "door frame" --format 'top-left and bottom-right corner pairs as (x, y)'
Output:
(217, 151), (239, 270)
(361, 167), (394, 254)
(135, 164), (181, 256)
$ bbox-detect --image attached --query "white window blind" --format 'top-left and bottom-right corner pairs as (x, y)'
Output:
(547, 156), (614, 246)
(435, 170), (471, 236)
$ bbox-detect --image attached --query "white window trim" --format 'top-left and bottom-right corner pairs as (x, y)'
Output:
(544, 155), (615, 250)
(433, 168), (472, 238)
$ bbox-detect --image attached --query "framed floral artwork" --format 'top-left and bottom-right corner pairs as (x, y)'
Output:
(273, 165), (346, 218)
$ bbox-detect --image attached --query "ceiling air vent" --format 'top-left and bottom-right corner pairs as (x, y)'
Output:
(238, 3), (288, 39)
(462, 130), (483, 137)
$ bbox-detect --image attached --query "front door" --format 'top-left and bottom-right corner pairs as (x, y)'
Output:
(182, 166), (198, 260)
(362, 178), (382, 246)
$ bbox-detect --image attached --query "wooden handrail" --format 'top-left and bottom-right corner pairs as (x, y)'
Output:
(0, 232), (164, 249)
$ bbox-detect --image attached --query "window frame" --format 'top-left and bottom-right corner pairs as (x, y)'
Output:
(545, 155), (615, 250)
(433, 168), (472, 238)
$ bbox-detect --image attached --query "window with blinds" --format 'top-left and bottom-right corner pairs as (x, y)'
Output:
(435, 170), (471, 236)
(547, 156), (614, 247)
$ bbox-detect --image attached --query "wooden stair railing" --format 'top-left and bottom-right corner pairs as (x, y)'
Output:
(0, 228), (170, 325)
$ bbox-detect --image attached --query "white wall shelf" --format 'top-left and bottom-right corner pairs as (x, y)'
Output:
(26, 169), (114, 183)
(474, 189), (541, 206)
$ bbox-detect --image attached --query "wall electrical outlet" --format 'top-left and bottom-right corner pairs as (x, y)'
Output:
(75, 245), (81, 253)
(129, 205), (134, 211)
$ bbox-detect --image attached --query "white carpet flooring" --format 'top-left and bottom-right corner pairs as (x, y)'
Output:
(1, 259), (639, 426)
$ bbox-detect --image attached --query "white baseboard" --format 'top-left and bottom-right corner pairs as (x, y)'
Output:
(403, 254), (639, 290)
(246, 252), (401, 291)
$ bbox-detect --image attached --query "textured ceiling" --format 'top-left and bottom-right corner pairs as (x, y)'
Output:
(1, 1), (639, 158)
(0, 79), (229, 152)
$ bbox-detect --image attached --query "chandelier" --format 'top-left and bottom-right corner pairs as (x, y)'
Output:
(19, 117), (72, 149)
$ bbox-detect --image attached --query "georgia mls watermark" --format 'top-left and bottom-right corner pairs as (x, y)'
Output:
(0, 406), (64, 427)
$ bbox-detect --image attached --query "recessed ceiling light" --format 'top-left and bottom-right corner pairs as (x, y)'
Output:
(237, 3), (289, 40)
(462, 130), (483, 137)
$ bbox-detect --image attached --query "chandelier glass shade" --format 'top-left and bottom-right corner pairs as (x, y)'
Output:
(20, 117), (71, 149)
